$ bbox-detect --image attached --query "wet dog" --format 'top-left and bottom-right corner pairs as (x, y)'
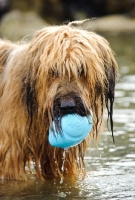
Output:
(0, 21), (118, 180)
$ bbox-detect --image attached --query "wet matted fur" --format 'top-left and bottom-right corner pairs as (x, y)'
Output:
(0, 21), (118, 180)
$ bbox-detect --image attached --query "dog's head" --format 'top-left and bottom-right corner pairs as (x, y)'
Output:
(25, 22), (118, 140)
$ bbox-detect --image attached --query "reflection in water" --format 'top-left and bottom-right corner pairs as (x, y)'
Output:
(0, 33), (135, 200)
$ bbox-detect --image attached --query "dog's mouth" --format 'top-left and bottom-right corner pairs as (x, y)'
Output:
(52, 93), (87, 132)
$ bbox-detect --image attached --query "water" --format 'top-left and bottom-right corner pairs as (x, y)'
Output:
(0, 33), (135, 199)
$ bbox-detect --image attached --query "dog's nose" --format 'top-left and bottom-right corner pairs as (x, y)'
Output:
(60, 99), (76, 114)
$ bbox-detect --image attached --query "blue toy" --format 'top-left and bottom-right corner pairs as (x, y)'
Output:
(49, 112), (93, 148)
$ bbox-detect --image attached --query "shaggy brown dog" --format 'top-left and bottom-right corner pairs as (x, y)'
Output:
(0, 21), (118, 180)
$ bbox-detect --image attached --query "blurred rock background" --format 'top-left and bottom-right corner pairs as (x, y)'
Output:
(0, 0), (135, 40)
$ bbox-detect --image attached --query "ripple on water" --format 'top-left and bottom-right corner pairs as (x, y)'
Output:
(113, 109), (135, 124)
(123, 75), (135, 82)
(115, 97), (135, 104)
(116, 82), (135, 91)
(115, 90), (126, 97)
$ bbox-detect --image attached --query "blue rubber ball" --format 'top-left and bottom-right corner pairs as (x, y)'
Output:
(49, 112), (93, 148)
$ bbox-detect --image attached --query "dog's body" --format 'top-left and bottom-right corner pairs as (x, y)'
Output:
(0, 22), (118, 180)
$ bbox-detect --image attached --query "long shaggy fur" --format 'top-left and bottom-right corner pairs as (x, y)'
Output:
(0, 22), (118, 180)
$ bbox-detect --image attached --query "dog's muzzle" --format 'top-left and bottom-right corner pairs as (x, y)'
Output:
(54, 94), (86, 117)
(60, 98), (76, 115)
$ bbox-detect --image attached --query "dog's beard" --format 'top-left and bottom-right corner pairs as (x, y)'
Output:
(52, 93), (87, 133)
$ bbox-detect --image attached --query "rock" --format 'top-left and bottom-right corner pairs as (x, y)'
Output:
(1, 12), (135, 42)
(0, 10), (49, 41)
(83, 15), (135, 32)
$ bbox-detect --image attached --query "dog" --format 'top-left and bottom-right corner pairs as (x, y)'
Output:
(0, 21), (118, 180)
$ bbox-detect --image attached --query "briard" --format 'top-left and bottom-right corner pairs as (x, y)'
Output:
(0, 21), (118, 180)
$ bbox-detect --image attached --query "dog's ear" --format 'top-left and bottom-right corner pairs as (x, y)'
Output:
(102, 45), (118, 142)
(0, 40), (17, 71)
(24, 76), (38, 132)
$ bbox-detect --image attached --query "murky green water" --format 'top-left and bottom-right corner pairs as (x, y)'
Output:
(0, 33), (135, 200)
